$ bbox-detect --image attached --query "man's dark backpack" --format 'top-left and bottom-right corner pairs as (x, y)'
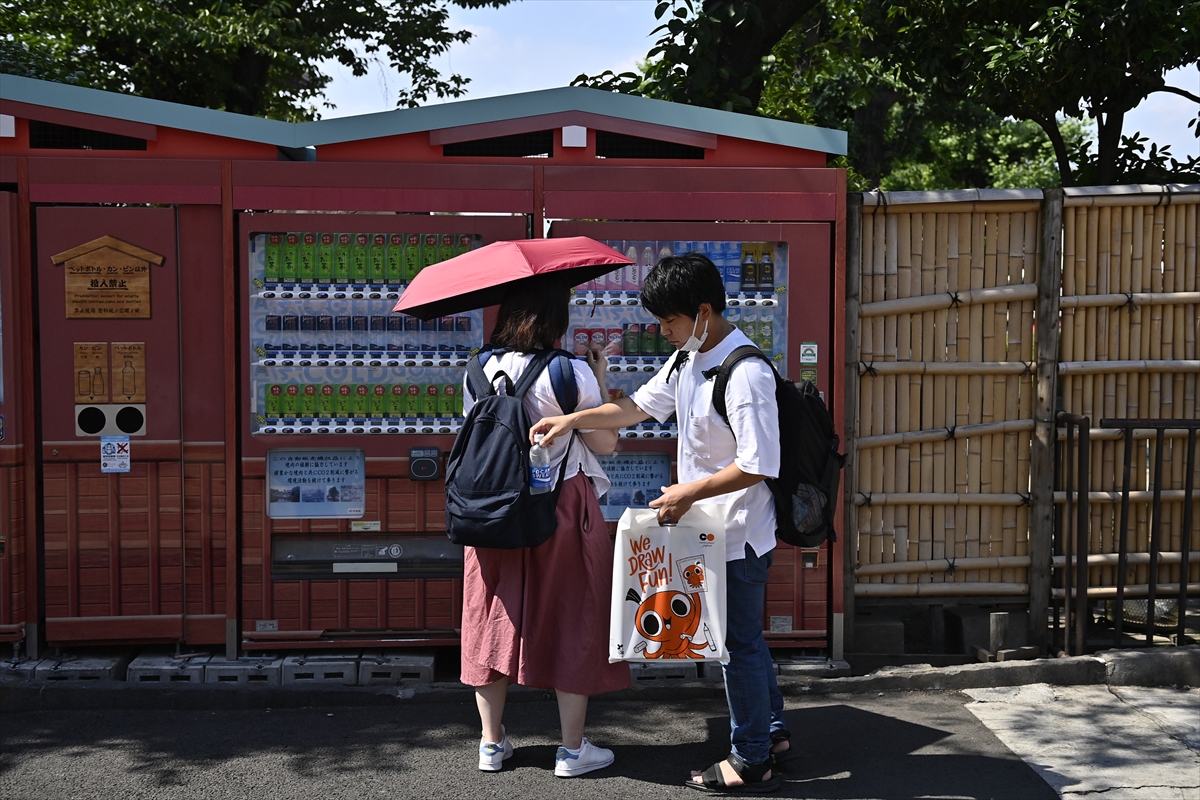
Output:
(445, 347), (578, 549)
(704, 345), (845, 548)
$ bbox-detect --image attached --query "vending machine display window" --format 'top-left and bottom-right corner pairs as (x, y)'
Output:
(569, 240), (789, 440)
(247, 231), (483, 436)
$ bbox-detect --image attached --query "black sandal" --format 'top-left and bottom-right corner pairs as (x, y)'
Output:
(769, 730), (801, 772)
(685, 753), (781, 794)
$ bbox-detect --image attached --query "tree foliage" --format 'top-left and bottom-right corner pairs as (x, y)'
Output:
(0, 0), (511, 121)
(575, 0), (1200, 188)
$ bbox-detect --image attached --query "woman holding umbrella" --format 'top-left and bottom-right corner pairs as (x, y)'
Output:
(395, 238), (635, 776)
(459, 276), (631, 776)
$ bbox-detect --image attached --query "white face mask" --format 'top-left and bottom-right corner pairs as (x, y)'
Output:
(680, 314), (709, 353)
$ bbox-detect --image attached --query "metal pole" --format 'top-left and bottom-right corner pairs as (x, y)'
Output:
(1063, 417), (1075, 655)
(1178, 429), (1196, 646)
(1147, 429), (1165, 642)
(1115, 429), (1134, 646)
(1075, 419), (1090, 657)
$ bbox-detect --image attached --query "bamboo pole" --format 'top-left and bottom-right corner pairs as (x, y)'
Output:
(854, 551), (1190, 578)
(1050, 489), (1194, 503)
(1064, 195), (1200, 207)
(856, 583), (1028, 597)
(859, 283), (1041, 317)
(1057, 360), (1200, 375)
(863, 201), (1043, 215)
(858, 206), (878, 575)
(861, 361), (1036, 375)
(895, 212), (914, 576)
(954, 213), (972, 571)
(854, 492), (1029, 506)
(1059, 291), (1200, 309)
(1051, 583), (1200, 599)
(844, 192), (863, 649)
(856, 419), (1035, 450)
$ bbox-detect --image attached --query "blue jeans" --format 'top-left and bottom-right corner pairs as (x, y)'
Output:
(722, 543), (786, 765)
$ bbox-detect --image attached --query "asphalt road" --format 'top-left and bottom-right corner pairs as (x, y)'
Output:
(0, 691), (1054, 800)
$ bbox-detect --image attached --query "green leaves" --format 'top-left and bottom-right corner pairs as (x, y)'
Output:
(1, 0), (512, 120)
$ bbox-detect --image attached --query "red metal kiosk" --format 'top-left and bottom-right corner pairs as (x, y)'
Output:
(0, 75), (847, 661)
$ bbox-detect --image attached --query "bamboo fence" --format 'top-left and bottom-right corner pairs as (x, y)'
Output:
(847, 185), (1200, 607)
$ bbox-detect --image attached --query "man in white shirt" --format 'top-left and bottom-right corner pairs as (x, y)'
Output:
(532, 253), (790, 793)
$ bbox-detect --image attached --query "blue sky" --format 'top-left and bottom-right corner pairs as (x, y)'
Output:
(320, 0), (1197, 159)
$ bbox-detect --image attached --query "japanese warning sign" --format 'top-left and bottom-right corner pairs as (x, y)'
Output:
(267, 449), (366, 519)
(595, 452), (673, 522)
(100, 435), (131, 473)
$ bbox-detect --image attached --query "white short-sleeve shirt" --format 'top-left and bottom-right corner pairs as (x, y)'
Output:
(632, 328), (779, 561)
(463, 352), (610, 497)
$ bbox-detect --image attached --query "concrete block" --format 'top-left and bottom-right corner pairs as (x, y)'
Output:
(0, 659), (42, 680)
(776, 658), (852, 678)
(1098, 647), (1200, 687)
(127, 654), (210, 685)
(204, 656), (283, 687)
(853, 616), (905, 654)
(281, 653), (359, 687)
(357, 651), (435, 685)
(35, 653), (132, 682)
(630, 662), (698, 681)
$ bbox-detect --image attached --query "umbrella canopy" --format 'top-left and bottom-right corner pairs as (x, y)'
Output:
(392, 236), (633, 320)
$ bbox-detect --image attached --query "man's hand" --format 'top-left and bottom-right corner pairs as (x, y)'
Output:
(650, 482), (697, 526)
(530, 414), (575, 447)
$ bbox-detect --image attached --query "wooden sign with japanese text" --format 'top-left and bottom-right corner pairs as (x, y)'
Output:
(73, 342), (110, 403)
(111, 342), (147, 403)
(51, 236), (164, 319)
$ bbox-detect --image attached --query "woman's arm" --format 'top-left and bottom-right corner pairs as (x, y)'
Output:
(532, 396), (651, 447)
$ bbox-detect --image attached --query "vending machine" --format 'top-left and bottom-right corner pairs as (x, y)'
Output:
(552, 221), (834, 647)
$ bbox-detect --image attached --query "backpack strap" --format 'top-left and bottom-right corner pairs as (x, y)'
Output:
(665, 349), (690, 383)
(546, 353), (579, 414)
(702, 344), (773, 425)
(465, 346), (513, 401)
(511, 349), (574, 407)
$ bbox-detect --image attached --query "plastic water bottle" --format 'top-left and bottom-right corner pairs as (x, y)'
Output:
(529, 433), (553, 494)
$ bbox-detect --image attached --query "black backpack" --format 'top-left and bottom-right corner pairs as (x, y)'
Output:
(704, 345), (845, 548)
(445, 347), (578, 549)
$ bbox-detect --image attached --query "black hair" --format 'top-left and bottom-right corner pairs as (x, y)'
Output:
(641, 252), (726, 320)
(490, 275), (570, 352)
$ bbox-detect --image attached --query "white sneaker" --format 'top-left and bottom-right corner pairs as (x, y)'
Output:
(554, 737), (614, 777)
(478, 733), (513, 772)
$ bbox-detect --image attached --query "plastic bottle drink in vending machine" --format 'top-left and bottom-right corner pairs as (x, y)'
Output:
(590, 328), (607, 355)
(336, 384), (354, 417)
(623, 323), (641, 356)
(353, 384), (371, 417)
(351, 314), (369, 351)
(740, 250), (758, 293)
(439, 316), (456, 354)
(403, 234), (421, 282)
(439, 234), (456, 263)
(740, 306), (758, 345)
(387, 315), (404, 352)
(351, 234), (370, 283)
(439, 384), (456, 418)
(403, 314), (420, 353)
(388, 385), (406, 417)
(622, 244), (639, 291)
(604, 241), (622, 292)
(421, 234), (439, 271)
(638, 244), (655, 288)
(265, 384), (283, 417)
(334, 315), (351, 352)
(456, 234), (474, 256)
(264, 303), (282, 352)
(641, 323), (658, 356)
(299, 384), (317, 417)
(317, 315), (333, 351)
(422, 384), (439, 417)
(725, 305), (742, 333)
(281, 234), (299, 282)
(529, 434), (553, 494)
(454, 315), (473, 354)
(318, 233), (335, 282)
(758, 247), (775, 292)
(723, 241), (742, 293)
(263, 234), (282, 283)
(370, 315), (387, 351)
(334, 234), (353, 283)
(757, 306), (774, 354)
(299, 233), (317, 282)
(386, 234), (405, 284)
(420, 318), (437, 353)
(282, 313), (299, 351)
(658, 242), (673, 263)
(606, 328), (623, 356)
(371, 384), (388, 418)
(573, 327), (591, 356)
(657, 330), (674, 356)
(300, 313), (318, 350)
(405, 384), (421, 417)
(318, 385), (335, 417)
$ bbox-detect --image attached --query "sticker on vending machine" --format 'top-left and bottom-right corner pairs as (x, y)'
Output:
(799, 342), (819, 365)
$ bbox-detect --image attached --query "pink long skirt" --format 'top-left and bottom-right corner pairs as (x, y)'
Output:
(460, 473), (631, 695)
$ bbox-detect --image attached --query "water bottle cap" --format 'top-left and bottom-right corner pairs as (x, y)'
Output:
(534, 433), (545, 445)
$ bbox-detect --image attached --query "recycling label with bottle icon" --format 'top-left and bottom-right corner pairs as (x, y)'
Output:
(100, 435), (131, 473)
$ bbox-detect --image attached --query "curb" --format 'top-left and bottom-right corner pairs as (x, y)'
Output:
(3, 646), (1195, 712)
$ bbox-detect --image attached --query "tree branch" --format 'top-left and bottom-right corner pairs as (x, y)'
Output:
(1149, 85), (1200, 104)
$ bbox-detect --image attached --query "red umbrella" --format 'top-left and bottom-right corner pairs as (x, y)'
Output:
(392, 237), (633, 320)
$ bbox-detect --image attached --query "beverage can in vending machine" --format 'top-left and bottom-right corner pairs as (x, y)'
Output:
(641, 323), (658, 356)
(386, 234), (405, 284)
(590, 329), (607, 355)
(758, 247), (775, 292)
(317, 233), (335, 282)
(263, 234), (282, 283)
(334, 233), (353, 283)
(299, 233), (317, 281)
(623, 323), (641, 355)
(573, 327), (591, 356)
(605, 328), (623, 356)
